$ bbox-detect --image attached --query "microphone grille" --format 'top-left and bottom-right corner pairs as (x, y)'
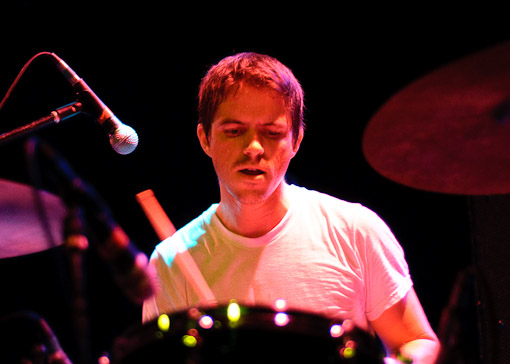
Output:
(110, 124), (139, 155)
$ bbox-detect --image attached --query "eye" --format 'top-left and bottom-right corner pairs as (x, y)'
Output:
(263, 128), (285, 139)
(224, 128), (242, 137)
(267, 131), (282, 137)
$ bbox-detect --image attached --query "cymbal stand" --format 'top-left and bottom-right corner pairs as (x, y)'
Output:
(26, 137), (93, 364)
(64, 205), (93, 364)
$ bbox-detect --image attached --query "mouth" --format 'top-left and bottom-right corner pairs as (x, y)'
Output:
(239, 168), (265, 176)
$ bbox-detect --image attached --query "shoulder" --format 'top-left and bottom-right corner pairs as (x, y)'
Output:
(150, 204), (218, 264)
(289, 185), (401, 248)
(288, 184), (360, 211)
(289, 184), (375, 226)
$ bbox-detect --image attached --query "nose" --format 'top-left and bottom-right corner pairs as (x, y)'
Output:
(243, 132), (264, 158)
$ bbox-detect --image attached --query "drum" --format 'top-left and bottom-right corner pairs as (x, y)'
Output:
(111, 304), (385, 363)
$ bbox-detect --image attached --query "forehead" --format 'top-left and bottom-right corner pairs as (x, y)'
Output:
(213, 85), (289, 125)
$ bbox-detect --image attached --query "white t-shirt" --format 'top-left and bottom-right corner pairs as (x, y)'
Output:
(142, 185), (412, 331)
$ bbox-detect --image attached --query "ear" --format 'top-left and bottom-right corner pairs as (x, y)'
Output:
(290, 127), (304, 158)
(197, 123), (211, 157)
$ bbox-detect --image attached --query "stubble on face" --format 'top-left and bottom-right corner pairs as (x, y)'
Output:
(205, 86), (298, 207)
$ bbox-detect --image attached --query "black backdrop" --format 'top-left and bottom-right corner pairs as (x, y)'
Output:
(1, 5), (509, 363)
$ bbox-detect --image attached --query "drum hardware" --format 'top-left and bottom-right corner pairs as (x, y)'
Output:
(362, 41), (510, 363)
(26, 137), (155, 305)
(110, 305), (386, 364)
(0, 51), (142, 364)
(363, 41), (510, 196)
(0, 178), (67, 259)
(1, 138), (154, 364)
(0, 311), (73, 364)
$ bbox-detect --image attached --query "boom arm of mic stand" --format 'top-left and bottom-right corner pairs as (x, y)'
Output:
(0, 101), (82, 144)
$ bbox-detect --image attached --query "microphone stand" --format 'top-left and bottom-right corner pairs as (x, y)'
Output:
(0, 101), (81, 144)
(63, 205), (93, 364)
(26, 137), (92, 364)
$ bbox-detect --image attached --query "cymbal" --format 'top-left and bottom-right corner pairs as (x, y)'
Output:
(0, 179), (67, 258)
(363, 42), (510, 195)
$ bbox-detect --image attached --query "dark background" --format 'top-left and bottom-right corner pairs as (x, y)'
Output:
(1, 5), (509, 362)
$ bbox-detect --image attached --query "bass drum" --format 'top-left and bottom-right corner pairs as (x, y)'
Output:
(111, 305), (385, 364)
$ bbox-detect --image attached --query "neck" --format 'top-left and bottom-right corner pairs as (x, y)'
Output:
(216, 183), (291, 238)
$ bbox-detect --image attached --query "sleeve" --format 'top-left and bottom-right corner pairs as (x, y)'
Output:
(355, 206), (413, 322)
(142, 253), (162, 323)
(142, 295), (160, 323)
(141, 243), (190, 323)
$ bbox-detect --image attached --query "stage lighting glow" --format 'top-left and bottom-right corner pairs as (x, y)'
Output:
(188, 307), (201, 320)
(345, 340), (356, 348)
(227, 301), (241, 323)
(274, 298), (287, 311)
(342, 319), (354, 332)
(98, 354), (110, 364)
(340, 347), (356, 359)
(199, 315), (214, 329)
(157, 314), (170, 332)
(329, 324), (343, 338)
(182, 335), (197, 347)
(274, 312), (290, 327)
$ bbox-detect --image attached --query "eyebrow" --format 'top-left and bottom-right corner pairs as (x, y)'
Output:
(217, 118), (287, 127)
(217, 119), (244, 126)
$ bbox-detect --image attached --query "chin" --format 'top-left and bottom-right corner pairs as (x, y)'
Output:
(227, 185), (273, 205)
(236, 192), (269, 205)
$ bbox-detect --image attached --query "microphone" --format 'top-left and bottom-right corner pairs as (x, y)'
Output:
(50, 53), (138, 155)
(32, 138), (155, 304)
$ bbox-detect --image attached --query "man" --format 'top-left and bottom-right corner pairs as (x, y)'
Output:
(143, 52), (440, 363)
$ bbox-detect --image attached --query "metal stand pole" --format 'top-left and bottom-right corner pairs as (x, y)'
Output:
(0, 101), (81, 144)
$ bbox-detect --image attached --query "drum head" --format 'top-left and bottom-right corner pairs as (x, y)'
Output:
(111, 305), (385, 363)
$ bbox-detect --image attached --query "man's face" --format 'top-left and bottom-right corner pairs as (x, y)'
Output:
(198, 85), (302, 205)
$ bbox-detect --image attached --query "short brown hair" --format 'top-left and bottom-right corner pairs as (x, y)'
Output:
(198, 52), (305, 143)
